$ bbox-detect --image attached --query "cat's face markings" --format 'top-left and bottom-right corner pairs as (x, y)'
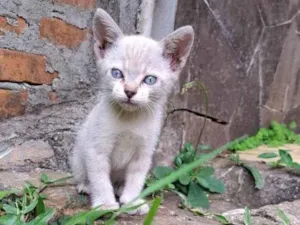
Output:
(93, 8), (194, 112)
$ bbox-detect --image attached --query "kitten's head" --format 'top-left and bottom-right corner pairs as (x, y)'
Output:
(93, 8), (194, 112)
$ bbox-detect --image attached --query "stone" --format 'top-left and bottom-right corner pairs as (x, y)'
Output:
(213, 158), (300, 208)
(259, 24), (291, 106)
(54, 0), (96, 9)
(229, 51), (260, 140)
(206, 0), (263, 68)
(39, 18), (89, 48)
(0, 170), (73, 190)
(0, 100), (91, 171)
(0, 49), (57, 84)
(224, 200), (300, 225)
(261, 13), (300, 125)
(0, 140), (55, 170)
(256, 0), (300, 26)
(0, 89), (28, 118)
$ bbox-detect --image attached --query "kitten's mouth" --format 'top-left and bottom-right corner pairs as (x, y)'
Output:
(118, 99), (139, 110)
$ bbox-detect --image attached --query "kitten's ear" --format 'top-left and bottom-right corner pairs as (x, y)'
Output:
(93, 8), (124, 59)
(160, 26), (194, 73)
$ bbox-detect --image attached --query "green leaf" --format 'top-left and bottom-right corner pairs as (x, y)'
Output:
(214, 214), (231, 224)
(181, 151), (195, 164)
(279, 149), (293, 165)
(229, 154), (241, 165)
(0, 214), (18, 225)
(204, 177), (225, 194)
(288, 121), (297, 130)
(133, 136), (247, 203)
(153, 166), (175, 179)
(167, 183), (175, 189)
(277, 208), (290, 225)
(0, 189), (18, 200)
(183, 143), (195, 153)
(174, 156), (182, 167)
(26, 208), (55, 225)
(243, 206), (251, 225)
(258, 152), (278, 159)
(35, 196), (46, 215)
(198, 145), (213, 151)
(243, 164), (264, 190)
(197, 167), (215, 177)
(143, 198), (161, 225)
(196, 177), (210, 189)
(3, 204), (18, 215)
(179, 174), (191, 185)
(290, 162), (300, 170)
(41, 173), (49, 184)
(187, 181), (209, 208)
(174, 182), (189, 195)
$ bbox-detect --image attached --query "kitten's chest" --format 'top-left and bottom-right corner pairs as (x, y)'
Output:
(110, 131), (144, 170)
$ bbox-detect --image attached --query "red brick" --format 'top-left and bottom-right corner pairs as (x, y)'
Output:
(39, 18), (88, 48)
(54, 0), (96, 9)
(0, 49), (57, 84)
(0, 16), (28, 35)
(0, 89), (28, 118)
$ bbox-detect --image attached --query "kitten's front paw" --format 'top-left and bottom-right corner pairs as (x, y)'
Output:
(76, 183), (90, 194)
(121, 199), (149, 215)
(92, 201), (120, 211)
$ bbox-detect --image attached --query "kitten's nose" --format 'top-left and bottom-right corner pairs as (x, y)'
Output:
(125, 90), (136, 99)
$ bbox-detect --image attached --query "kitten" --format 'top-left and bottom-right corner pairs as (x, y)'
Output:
(70, 8), (194, 215)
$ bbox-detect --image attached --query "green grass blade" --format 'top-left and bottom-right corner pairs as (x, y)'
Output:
(277, 208), (290, 225)
(133, 136), (247, 202)
(214, 214), (231, 224)
(63, 208), (113, 225)
(243, 206), (251, 225)
(143, 198), (161, 225)
(243, 164), (264, 190)
(26, 208), (55, 225)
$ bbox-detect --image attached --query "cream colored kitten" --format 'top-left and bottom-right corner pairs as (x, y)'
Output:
(70, 8), (194, 215)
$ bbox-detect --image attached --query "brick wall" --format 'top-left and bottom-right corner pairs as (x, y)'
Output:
(0, 0), (97, 119)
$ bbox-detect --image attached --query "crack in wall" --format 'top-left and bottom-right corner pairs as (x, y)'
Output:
(168, 108), (228, 125)
(254, 0), (266, 27)
(261, 105), (283, 113)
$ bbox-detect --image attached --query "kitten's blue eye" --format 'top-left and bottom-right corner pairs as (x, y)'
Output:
(143, 75), (157, 85)
(111, 68), (123, 79)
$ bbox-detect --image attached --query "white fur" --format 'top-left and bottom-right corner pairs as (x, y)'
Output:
(70, 8), (194, 215)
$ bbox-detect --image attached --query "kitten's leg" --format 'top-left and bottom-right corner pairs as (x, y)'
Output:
(70, 147), (89, 194)
(86, 149), (119, 210)
(120, 152), (152, 215)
